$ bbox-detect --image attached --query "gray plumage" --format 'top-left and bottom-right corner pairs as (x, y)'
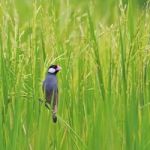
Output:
(43, 73), (58, 113)
(42, 65), (61, 123)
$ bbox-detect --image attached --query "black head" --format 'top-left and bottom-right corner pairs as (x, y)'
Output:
(48, 64), (61, 74)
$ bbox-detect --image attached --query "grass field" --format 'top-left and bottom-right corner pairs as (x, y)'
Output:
(0, 0), (150, 149)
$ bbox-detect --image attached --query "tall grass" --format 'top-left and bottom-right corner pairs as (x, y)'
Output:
(0, 0), (150, 149)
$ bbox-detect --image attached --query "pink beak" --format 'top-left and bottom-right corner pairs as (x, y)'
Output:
(56, 65), (62, 71)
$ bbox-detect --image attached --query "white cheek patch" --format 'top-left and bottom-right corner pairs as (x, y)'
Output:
(48, 68), (56, 73)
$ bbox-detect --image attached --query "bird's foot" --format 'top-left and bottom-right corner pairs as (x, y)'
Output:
(45, 102), (50, 110)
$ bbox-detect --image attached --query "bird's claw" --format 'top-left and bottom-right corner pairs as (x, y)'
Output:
(45, 102), (50, 110)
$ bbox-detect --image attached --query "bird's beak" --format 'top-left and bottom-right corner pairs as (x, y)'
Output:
(56, 65), (62, 71)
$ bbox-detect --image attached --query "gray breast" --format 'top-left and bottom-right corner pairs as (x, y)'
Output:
(43, 74), (58, 92)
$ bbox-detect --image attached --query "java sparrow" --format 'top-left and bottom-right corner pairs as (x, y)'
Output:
(43, 65), (61, 123)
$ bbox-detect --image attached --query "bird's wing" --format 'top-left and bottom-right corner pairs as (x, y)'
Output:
(45, 90), (53, 105)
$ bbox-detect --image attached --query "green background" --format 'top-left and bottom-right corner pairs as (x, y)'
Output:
(0, 0), (150, 149)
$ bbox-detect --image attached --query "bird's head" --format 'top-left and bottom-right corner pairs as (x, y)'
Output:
(48, 64), (62, 74)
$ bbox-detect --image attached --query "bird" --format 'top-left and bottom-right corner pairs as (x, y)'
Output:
(43, 64), (61, 123)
